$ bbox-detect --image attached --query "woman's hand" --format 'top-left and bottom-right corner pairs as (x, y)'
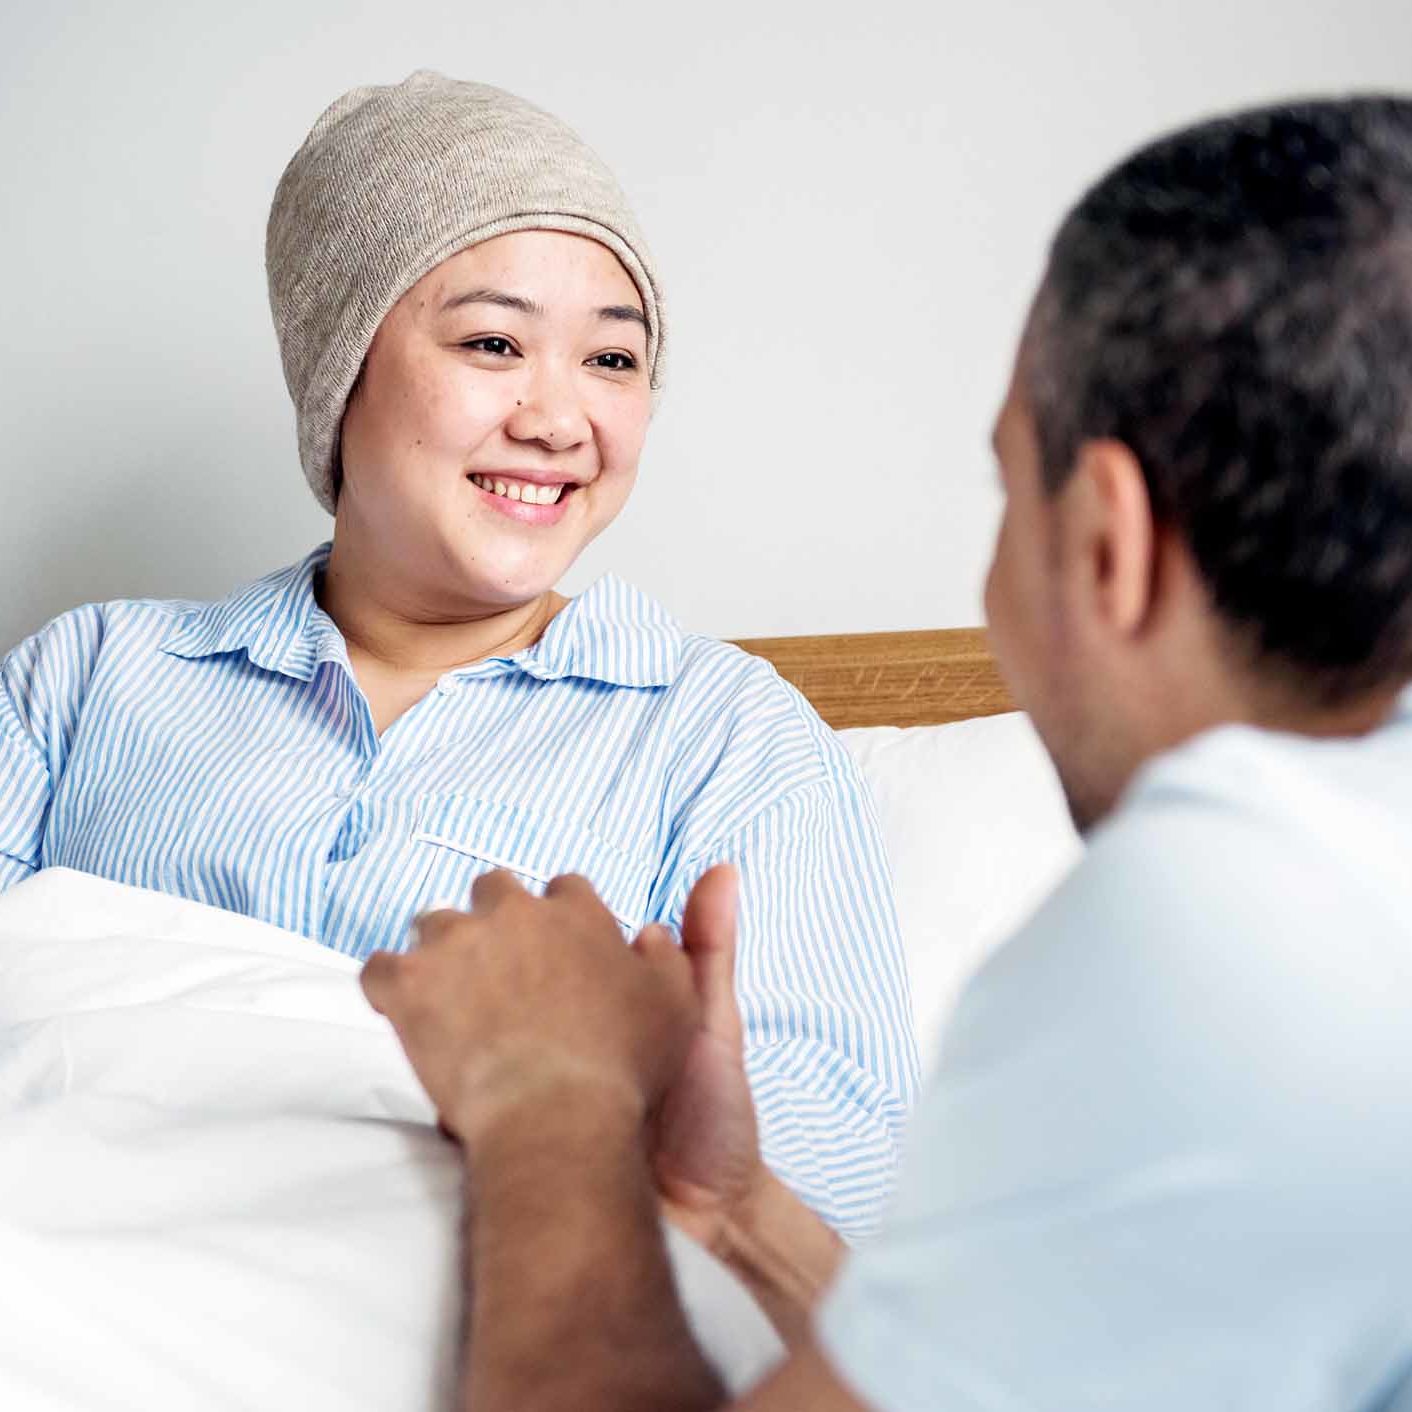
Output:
(649, 865), (771, 1250)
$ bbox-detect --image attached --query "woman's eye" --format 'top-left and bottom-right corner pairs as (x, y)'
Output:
(461, 336), (518, 357)
(588, 351), (638, 372)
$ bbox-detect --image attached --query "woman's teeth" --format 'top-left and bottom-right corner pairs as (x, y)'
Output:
(469, 474), (565, 506)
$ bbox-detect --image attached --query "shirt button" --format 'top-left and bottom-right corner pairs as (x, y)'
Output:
(436, 674), (457, 696)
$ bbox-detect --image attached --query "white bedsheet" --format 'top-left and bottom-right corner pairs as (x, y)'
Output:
(0, 868), (783, 1410)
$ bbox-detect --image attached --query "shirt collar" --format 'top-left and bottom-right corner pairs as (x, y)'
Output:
(519, 574), (683, 688)
(160, 544), (340, 680)
(160, 546), (682, 689)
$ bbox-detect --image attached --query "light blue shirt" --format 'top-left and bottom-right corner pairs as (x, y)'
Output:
(820, 703), (1412, 1407)
(0, 545), (919, 1238)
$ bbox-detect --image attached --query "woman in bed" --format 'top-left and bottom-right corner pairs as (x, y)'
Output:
(0, 71), (917, 1239)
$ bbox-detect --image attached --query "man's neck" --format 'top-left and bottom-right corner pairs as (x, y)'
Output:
(1131, 597), (1407, 761)
(1087, 637), (1408, 833)
(1220, 661), (1406, 742)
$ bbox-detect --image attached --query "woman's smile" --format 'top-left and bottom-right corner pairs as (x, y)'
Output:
(467, 470), (580, 525)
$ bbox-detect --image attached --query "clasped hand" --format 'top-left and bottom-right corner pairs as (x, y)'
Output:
(361, 864), (764, 1236)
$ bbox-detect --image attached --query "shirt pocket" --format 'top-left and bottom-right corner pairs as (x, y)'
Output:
(412, 795), (655, 934)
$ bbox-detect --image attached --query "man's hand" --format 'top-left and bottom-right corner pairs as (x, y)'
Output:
(650, 865), (770, 1247)
(365, 865), (851, 1405)
(361, 870), (699, 1148)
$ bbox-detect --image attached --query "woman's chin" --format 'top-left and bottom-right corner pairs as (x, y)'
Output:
(439, 523), (597, 608)
(442, 554), (567, 610)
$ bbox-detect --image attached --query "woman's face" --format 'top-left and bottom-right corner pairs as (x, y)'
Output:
(337, 230), (653, 612)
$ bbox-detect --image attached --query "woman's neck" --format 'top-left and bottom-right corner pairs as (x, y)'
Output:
(317, 542), (566, 681)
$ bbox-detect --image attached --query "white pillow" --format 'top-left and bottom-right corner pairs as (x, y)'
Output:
(840, 713), (1082, 1068)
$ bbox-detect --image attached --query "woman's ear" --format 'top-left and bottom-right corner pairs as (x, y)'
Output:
(1064, 438), (1157, 641)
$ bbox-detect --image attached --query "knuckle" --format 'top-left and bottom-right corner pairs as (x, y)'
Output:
(548, 871), (591, 895)
(413, 909), (472, 949)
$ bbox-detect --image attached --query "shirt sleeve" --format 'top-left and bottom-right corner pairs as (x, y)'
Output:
(660, 771), (920, 1242)
(0, 606), (103, 893)
(0, 660), (53, 890)
(815, 792), (1412, 1410)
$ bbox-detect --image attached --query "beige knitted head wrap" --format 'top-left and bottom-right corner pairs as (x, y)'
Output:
(266, 70), (665, 513)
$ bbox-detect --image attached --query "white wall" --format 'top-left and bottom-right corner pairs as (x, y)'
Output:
(3, 0), (1409, 649)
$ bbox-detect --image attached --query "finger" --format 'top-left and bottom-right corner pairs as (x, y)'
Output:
(634, 925), (702, 1037)
(632, 921), (680, 967)
(542, 872), (609, 910)
(679, 864), (742, 1041)
(635, 920), (689, 988)
(543, 873), (618, 930)
(360, 950), (404, 1016)
(470, 869), (528, 913)
(409, 908), (468, 949)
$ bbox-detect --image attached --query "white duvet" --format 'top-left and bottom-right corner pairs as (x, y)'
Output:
(0, 868), (782, 1410)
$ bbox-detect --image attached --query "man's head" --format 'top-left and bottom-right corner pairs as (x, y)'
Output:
(986, 96), (1412, 830)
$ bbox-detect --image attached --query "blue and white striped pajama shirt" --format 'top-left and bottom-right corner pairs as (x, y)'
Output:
(0, 544), (919, 1236)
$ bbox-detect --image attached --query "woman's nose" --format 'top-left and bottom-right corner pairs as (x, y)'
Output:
(505, 366), (591, 451)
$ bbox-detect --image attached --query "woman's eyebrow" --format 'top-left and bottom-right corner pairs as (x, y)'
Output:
(440, 288), (543, 315)
(599, 304), (648, 329)
(439, 289), (646, 331)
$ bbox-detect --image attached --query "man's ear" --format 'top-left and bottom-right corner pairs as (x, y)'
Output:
(1064, 438), (1157, 639)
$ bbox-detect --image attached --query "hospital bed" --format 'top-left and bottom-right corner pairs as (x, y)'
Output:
(0, 629), (1077, 1409)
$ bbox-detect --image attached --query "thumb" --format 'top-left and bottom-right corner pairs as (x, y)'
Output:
(679, 864), (742, 1041)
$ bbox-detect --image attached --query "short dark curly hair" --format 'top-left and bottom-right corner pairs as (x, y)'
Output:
(1027, 95), (1412, 704)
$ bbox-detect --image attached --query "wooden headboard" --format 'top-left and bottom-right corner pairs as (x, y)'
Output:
(732, 628), (1015, 730)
